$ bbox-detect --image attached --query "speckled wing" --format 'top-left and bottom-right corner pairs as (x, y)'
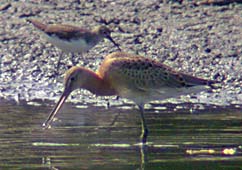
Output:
(101, 52), (214, 92)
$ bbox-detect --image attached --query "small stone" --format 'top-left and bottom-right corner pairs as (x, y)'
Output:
(205, 48), (211, 53)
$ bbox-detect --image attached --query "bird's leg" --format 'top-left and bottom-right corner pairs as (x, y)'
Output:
(52, 52), (64, 83)
(106, 100), (110, 109)
(71, 53), (77, 66)
(138, 105), (148, 144)
(55, 52), (63, 75)
(139, 144), (148, 170)
(109, 112), (121, 126)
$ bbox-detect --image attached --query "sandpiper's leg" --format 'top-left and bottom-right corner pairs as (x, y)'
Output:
(138, 105), (148, 144)
(70, 53), (76, 66)
(71, 52), (82, 66)
(56, 52), (63, 74)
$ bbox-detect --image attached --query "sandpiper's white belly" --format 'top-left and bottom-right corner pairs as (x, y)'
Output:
(43, 34), (92, 53)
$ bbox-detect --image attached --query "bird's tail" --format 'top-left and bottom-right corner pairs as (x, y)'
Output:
(26, 19), (47, 31)
(181, 73), (221, 89)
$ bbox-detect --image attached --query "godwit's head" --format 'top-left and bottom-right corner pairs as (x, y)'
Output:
(43, 66), (91, 128)
(63, 66), (88, 92)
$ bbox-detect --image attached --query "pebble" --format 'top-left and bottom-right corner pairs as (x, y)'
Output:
(0, 0), (241, 108)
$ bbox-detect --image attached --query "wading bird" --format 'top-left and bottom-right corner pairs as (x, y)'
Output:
(43, 52), (218, 143)
(27, 19), (121, 71)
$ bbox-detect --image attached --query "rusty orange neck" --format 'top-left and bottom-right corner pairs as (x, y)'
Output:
(81, 70), (117, 96)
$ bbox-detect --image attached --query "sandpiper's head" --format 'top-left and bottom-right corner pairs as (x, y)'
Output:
(95, 26), (121, 51)
(96, 25), (112, 38)
(42, 66), (90, 128)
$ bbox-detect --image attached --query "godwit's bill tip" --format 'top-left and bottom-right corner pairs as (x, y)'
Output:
(42, 88), (71, 129)
(42, 123), (51, 129)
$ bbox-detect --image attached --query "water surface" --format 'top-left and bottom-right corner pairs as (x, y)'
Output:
(0, 100), (241, 170)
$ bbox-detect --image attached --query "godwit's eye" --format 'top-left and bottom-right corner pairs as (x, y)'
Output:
(70, 76), (76, 81)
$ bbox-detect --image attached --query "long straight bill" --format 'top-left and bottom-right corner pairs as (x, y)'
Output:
(42, 89), (70, 128)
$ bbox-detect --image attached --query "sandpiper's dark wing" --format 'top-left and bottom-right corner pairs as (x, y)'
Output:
(28, 19), (91, 41)
(44, 24), (91, 41)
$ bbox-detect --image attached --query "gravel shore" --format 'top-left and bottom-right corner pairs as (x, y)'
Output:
(0, 0), (241, 107)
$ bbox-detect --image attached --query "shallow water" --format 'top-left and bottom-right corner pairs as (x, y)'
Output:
(0, 100), (241, 170)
